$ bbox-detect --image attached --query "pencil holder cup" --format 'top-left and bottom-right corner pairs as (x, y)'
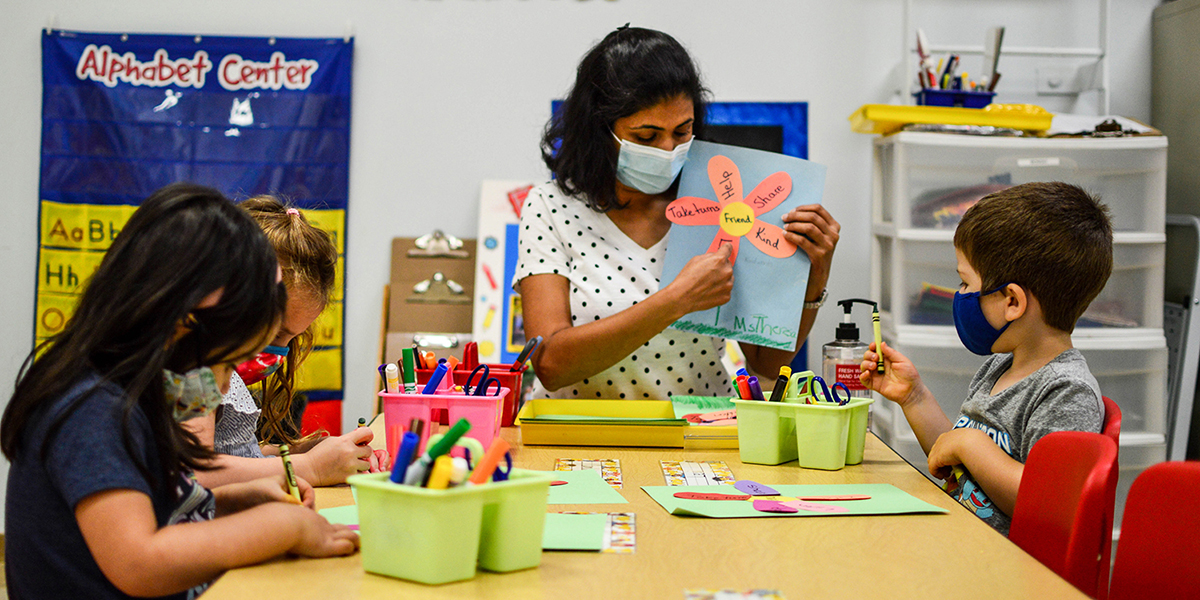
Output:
(380, 389), (507, 457)
(349, 469), (552, 584)
(734, 396), (874, 470)
(416, 364), (525, 427)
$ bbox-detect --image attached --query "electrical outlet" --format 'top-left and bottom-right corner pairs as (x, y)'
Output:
(1037, 65), (1080, 96)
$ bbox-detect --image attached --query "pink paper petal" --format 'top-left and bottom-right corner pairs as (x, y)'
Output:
(674, 492), (752, 501)
(745, 220), (797, 259)
(791, 500), (849, 513)
(753, 500), (798, 513)
(708, 155), (742, 207)
(744, 172), (793, 216)
(665, 196), (722, 225)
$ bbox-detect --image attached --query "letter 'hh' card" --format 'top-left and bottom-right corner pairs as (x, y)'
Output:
(660, 140), (826, 350)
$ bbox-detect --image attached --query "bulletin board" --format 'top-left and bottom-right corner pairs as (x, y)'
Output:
(38, 29), (353, 403)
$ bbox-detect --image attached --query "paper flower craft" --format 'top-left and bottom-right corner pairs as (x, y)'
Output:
(665, 155), (797, 264)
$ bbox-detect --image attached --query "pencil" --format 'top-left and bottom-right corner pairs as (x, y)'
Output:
(873, 306), (884, 374)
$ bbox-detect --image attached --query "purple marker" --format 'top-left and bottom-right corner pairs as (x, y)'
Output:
(747, 376), (765, 401)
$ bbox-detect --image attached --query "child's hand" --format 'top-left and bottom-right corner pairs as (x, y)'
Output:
(927, 428), (985, 480)
(304, 427), (375, 486)
(214, 475), (315, 515)
(289, 509), (361, 558)
(859, 342), (924, 406)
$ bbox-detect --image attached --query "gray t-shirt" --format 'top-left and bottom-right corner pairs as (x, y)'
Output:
(947, 348), (1103, 535)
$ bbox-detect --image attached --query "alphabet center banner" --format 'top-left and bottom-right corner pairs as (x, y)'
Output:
(38, 30), (353, 405)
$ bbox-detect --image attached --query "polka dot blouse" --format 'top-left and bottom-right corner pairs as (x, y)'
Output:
(513, 182), (736, 401)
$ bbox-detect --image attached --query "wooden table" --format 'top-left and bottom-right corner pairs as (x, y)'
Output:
(204, 430), (1085, 600)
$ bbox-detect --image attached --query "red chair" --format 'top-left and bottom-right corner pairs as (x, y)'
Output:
(1009, 431), (1119, 599)
(1101, 396), (1121, 449)
(1108, 461), (1200, 600)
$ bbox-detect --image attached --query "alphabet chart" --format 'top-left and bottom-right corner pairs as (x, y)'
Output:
(660, 460), (736, 486)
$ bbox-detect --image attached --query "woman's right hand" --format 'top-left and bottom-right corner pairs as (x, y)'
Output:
(289, 508), (360, 558)
(667, 244), (734, 314)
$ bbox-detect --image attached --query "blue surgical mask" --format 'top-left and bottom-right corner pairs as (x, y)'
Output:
(163, 366), (225, 422)
(613, 133), (693, 194)
(952, 283), (1013, 356)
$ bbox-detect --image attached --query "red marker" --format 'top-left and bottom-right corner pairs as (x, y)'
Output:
(482, 264), (498, 290)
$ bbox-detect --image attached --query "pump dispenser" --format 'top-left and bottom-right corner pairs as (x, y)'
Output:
(822, 299), (876, 405)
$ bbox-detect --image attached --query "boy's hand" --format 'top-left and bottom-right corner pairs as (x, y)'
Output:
(859, 342), (925, 406)
(927, 428), (987, 480)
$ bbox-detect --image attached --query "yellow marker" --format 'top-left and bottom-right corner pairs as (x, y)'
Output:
(873, 307), (884, 374)
(425, 455), (454, 489)
(279, 444), (302, 502)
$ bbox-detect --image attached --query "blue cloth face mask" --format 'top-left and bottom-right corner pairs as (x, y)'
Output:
(613, 133), (693, 194)
(163, 366), (225, 422)
(952, 283), (1014, 356)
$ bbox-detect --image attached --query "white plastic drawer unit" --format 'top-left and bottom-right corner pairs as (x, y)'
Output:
(874, 333), (1169, 438)
(872, 230), (1165, 332)
(872, 132), (1167, 234)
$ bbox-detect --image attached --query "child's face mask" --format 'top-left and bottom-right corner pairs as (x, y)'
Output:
(613, 133), (693, 194)
(952, 283), (1013, 356)
(234, 345), (290, 385)
(163, 367), (225, 422)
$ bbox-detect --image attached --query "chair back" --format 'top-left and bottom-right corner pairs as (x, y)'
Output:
(1101, 396), (1121, 449)
(1108, 461), (1200, 600)
(1009, 431), (1119, 599)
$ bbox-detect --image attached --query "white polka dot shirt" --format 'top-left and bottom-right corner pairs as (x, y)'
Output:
(513, 182), (735, 400)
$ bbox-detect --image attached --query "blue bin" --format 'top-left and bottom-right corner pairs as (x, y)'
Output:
(913, 90), (995, 108)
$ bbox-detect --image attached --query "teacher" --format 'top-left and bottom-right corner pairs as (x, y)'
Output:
(514, 26), (840, 401)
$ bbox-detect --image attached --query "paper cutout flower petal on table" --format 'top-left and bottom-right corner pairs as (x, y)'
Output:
(666, 155), (797, 265)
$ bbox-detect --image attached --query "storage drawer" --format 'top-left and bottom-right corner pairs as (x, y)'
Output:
(877, 333), (1168, 437)
(873, 132), (1167, 234)
(872, 232), (1165, 331)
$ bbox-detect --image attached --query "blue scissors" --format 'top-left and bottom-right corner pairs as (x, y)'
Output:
(465, 364), (502, 397)
(812, 376), (851, 406)
(492, 451), (513, 482)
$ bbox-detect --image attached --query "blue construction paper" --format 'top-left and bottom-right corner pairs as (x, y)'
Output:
(660, 140), (826, 350)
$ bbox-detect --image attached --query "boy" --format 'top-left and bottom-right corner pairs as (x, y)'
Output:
(860, 182), (1112, 534)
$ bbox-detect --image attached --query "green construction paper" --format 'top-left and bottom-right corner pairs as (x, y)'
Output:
(642, 483), (947, 518)
(671, 396), (736, 419)
(542, 513), (607, 551)
(544, 469), (628, 505)
(318, 504), (359, 526)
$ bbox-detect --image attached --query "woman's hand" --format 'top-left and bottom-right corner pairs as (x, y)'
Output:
(665, 243), (734, 314)
(782, 205), (840, 298)
(299, 427), (374, 486)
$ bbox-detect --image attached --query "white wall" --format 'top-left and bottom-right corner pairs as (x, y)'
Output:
(0, 0), (1161, 533)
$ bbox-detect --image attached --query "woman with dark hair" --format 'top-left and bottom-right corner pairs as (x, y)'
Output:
(515, 26), (840, 400)
(3, 183), (357, 599)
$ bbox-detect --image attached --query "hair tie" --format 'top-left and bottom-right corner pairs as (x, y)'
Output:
(285, 208), (300, 216)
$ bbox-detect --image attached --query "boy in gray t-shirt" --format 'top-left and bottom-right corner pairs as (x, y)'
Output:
(860, 182), (1111, 534)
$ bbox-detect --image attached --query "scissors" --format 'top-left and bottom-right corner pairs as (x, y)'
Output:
(465, 364), (502, 396)
(811, 376), (851, 406)
(491, 451), (513, 482)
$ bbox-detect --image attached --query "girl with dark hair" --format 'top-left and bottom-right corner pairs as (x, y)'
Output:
(2, 184), (358, 600)
(187, 195), (377, 489)
(517, 27), (840, 400)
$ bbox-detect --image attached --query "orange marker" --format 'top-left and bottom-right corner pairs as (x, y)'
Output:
(468, 438), (511, 485)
